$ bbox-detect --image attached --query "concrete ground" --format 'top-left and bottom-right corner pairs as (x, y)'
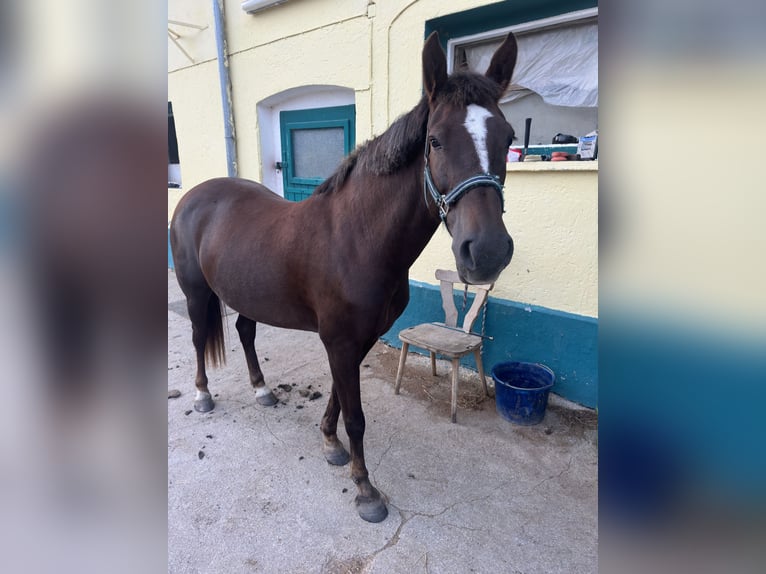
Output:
(168, 271), (598, 574)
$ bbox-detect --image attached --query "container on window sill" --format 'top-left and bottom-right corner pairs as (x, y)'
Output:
(507, 147), (523, 162)
(551, 151), (581, 162)
(577, 130), (598, 160)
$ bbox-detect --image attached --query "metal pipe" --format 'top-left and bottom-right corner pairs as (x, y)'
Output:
(212, 0), (238, 177)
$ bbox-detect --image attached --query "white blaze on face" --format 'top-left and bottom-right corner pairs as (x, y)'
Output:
(463, 104), (494, 173)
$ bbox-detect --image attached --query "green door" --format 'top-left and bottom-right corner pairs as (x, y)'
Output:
(279, 105), (355, 201)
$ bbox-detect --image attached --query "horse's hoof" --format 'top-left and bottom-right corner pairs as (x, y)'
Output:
(355, 493), (388, 523)
(194, 396), (215, 413)
(255, 387), (278, 406)
(323, 444), (350, 466)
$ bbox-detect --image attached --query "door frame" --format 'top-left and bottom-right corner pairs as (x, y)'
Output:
(279, 104), (355, 201)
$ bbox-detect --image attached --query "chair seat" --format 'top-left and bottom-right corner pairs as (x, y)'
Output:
(394, 270), (493, 423)
(399, 322), (482, 357)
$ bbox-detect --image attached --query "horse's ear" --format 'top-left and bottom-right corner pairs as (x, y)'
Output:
(485, 32), (518, 94)
(423, 31), (447, 103)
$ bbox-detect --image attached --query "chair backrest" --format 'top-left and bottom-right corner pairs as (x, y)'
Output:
(434, 269), (493, 333)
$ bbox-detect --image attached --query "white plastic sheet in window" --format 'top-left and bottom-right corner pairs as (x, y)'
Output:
(459, 21), (598, 108)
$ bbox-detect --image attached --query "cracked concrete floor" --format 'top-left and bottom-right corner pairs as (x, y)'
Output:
(168, 271), (598, 574)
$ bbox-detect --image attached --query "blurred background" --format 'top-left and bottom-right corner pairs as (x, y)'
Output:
(599, 0), (766, 572)
(0, 1), (764, 573)
(0, 1), (167, 573)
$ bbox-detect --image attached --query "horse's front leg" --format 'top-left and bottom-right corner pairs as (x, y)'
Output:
(323, 338), (388, 523)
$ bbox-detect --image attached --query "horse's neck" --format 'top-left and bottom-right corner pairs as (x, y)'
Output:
(350, 157), (441, 271)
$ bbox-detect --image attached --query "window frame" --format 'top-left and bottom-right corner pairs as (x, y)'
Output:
(439, 5), (598, 159)
(445, 7), (599, 75)
(168, 101), (182, 189)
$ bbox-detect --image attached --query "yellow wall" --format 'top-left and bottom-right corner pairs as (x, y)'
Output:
(167, 0), (597, 318)
(168, 0), (371, 213)
(229, 15), (372, 181)
(168, 60), (227, 215)
(411, 162), (598, 317)
(168, 0), (501, 212)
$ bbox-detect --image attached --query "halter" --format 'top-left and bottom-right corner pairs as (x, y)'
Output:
(423, 137), (505, 223)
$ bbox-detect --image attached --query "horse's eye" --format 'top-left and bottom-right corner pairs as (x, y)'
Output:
(429, 137), (442, 150)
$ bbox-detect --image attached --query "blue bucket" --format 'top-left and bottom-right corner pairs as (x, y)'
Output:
(491, 361), (555, 425)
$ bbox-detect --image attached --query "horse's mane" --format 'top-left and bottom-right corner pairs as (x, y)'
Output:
(314, 72), (501, 196)
(313, 98), (429, 195)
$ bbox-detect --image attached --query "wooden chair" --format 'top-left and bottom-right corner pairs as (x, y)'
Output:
(394, 269), (493, 423)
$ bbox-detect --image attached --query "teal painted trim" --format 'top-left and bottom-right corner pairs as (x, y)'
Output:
(286, 118), (352, 187)
(425, 0), (598, 46)
(280, 104), (356, 201)
(524, 144), (578, 156)
(168, 227), (175, 270)
(381, 280), (597, 408)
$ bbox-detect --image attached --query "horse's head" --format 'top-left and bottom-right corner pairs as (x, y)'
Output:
(422, 31), (518, 284)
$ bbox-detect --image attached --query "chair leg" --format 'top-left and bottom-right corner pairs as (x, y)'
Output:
(430, 352), (437, 376)
(450, 358), (460, 423)
(394, 342), (409, 394)
(474, 349), (489, 397)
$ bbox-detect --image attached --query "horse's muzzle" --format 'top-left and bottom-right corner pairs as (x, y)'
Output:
(454, 232), (513, 284)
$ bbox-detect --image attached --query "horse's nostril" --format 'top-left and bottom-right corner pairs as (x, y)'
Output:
(459, 240), (474, 266)
(457, 235), (513, 278)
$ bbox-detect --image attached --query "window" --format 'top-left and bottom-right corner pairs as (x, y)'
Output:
(279, 104), (355, 201)
(428, 1), (598, 155)
(168, 102), (181, 188)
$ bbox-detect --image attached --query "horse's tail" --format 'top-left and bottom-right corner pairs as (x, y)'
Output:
(205, 293), (226, 367)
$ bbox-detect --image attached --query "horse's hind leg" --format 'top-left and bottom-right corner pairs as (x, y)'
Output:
(171, 217), (225, 413)
(235, 315), (277, 406)
(186, 291), (219, 413)
(320, 386), (350, 466)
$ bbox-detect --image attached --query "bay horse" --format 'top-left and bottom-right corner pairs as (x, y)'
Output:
(170, 31), (518, 522)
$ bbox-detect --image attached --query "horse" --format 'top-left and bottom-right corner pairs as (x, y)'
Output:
(170, 31), (518, 523)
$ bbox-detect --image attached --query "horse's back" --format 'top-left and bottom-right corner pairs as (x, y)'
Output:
(173, 177), (284, 224)
(172, 177), (285, 247)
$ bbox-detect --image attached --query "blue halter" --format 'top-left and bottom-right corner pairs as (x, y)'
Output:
(423, 138), (505, 223)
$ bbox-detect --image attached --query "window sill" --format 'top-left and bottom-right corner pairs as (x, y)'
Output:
(506, 160), (598, 172)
